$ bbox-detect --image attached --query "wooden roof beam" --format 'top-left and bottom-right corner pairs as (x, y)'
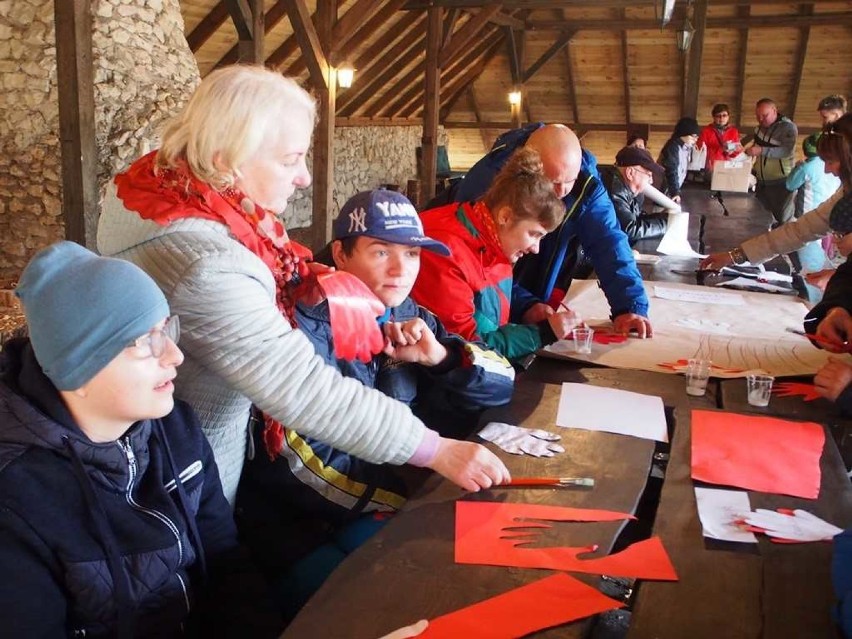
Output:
(467, 88), (492, 153)
(404, 0), (822, 7)
(437, 36), (506, 120)
(215, 0), (288, 68)
(442, 8), (460, 49)
(224, 0), (255, 40)
(683, 0), (708, 118)
(487, 11), (525, 29)
(439, 6), (500, 67)
(734, 4), (750, 128)
(620, 10), (631, 125)
(283, 0), (329, 89)
(186, 1), (229, 52)
(788, 4), (814, 119)
(420, 6), (444, 205)
(522, 30), (574, 83)
(527, 12), (852, 31)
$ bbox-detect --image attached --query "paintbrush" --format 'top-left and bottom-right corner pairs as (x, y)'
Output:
(503, 477), (595, 488)
(785, 327), (849, 351)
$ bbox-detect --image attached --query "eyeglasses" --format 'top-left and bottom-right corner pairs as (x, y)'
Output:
(127, 315), (180, 358)
(635, 167), (654, 180)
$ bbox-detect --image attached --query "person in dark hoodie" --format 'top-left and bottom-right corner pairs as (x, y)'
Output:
(0, 242), (280, 638)
(657, 117), (702, 203)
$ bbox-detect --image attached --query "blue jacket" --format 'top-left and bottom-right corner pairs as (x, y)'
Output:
(453, 123), (649, 317)
(0, 339), (276, 638)
(240, 296), (515, 526)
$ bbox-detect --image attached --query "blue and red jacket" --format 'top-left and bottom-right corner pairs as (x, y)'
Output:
(412, 202), (557, 361)
(452, 123), (648, 318)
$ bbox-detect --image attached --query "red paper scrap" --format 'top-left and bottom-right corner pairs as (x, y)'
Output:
(658, 359), (744, 374)
(418, 573), (623, 639)
(691, 409), (824, 499)
(772, 382), (822, 402)
(566, 330), (628, 345)
(315, 271), (385, 363)
(455, 501), (678, 581)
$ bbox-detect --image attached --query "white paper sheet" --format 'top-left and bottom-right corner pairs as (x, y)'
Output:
(694, 487), (757, 543)
(556, 383), (668, 442)
(654, 285), (744, 305)
(655, 212), (706, 258)
(715, 277), (795, 294)
(541, 280), (848, 378)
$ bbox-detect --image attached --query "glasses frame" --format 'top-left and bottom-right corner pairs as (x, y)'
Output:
(832, 230), (851, 242)
(127, 315), (180, 358)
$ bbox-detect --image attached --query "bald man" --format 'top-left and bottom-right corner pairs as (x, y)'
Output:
(451, 122), (652, 338)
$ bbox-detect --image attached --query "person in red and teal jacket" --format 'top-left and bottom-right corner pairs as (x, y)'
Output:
(450, 123), (652, 338)
(412, 148), (582, 362)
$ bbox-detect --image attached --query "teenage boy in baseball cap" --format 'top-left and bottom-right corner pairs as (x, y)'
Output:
(238, 189), (515, 619)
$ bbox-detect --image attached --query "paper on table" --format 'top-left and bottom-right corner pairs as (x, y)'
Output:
(556, 383), (668, 442)
(656, 211), (706, 258)
(655, 285), (744, 305)
(694, 487), (757, 543)
(715, 277), (795, 294)
(691, 410), (824, 499)
(418, 573), (623, 639)
(455, 501), (678, 581)
(720, 266), (792, 283)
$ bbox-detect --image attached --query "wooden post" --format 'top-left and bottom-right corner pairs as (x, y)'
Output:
(225, 0), (263, 63)
(788, 4), (813, 119)
(54, 0), (98, 248)
(683, 0), (707, 118)
(314, 0), (337, 247)
(420, 6), (443, 206)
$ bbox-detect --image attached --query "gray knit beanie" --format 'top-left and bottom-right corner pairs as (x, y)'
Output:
(15, 241), (169, 390)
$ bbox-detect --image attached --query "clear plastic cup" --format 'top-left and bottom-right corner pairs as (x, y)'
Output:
(747, 374), (774, 407)
(572, 327), (594, 354)
(685, 358), (711, 397)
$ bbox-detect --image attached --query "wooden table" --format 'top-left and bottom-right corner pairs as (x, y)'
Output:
(282, 366), (704, 639)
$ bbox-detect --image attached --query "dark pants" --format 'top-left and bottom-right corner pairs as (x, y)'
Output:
(756, 180), (793, 225)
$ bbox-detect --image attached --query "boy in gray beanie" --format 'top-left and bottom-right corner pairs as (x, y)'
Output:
(0, 241), (281, 637)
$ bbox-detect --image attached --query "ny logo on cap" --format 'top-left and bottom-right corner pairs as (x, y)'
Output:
(348, 206), (368, 233)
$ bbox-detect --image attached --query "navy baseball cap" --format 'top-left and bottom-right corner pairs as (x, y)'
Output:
(333, 189), (451, 256)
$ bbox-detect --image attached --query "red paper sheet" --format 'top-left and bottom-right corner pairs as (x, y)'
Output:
(315, 271), (385, 363)
(772, 382), (822, 402)
(418, 573), (623, 639)
(455, 501), (678, 581)
(691, 409), (824, 499)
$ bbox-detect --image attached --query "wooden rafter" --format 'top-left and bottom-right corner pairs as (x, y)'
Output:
(788, 4), (814, 119)
(283, 0), (329, 89)
(215, 0), (288, 69)
(439, 6), (500, 67)
(439, 35), (505, 120)
(396, 25), (501, 118)
(505, 26), (521, 86)
(284, 1), (406, 77)
(562, 18), (580, 123)
(187, 1), (229, 52)
(683, 0), (708, 118)
(527, 12), (852, 31)
(337, 22), (427, 116)
(265, 29), (302, 69)
(620, 9), (631, 125)
(224, 0), (254, 40)
(734, 4), (750, 128)
(311, 0), (337, 247)
(487, 11), (525, 29)
(330, 0), (381, 60)
(404, 0), (826, 7)
(522, 30), (573, 83)
(442, 8), (460, 49)
(420, 6), (443, 205)
(467, 88), (492, 152)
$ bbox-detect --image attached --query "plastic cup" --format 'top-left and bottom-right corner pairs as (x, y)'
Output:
(685, 358), (711, 397)
(747, 374), (774, 407)
(572, 327), (594, 354)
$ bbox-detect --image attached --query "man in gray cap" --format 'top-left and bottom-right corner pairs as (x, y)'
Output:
(600, 146), (668, 244)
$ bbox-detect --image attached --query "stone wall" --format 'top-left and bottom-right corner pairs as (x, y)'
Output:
(288, 125), (449, 229)
(0, 0), (198, 282)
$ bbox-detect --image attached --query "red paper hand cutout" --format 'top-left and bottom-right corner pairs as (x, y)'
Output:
(657, 359), (744, 374)
(418, 573), (623, 639)
(772, 382), (822, 402)
(313, 271), (386, 363)
(691, 409), (824, 499)
(455, 501), (678, 581)
(593, 332), (628, 345)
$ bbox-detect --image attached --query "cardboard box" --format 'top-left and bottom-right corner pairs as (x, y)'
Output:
(710, 160), (752, 193)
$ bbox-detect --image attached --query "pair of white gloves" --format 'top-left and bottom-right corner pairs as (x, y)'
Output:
(741, 508), (842, 542)
(477, 422), (565, 457)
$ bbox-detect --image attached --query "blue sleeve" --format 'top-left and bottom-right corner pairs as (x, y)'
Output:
(575, 181), (650, 317)
(785, 162), (807, 191)
(509, 282), (541, 322)
(422, 307), (515, 409)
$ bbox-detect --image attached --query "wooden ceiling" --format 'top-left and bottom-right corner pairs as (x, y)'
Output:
(179, 0), (852, 166)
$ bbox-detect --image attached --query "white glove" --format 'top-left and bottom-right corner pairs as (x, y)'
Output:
(742, 508), (842, 542)
(478, 422), (565, 457)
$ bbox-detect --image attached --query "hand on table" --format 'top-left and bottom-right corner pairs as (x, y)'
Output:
(816, 307), (852, 352)
(478, 422), (565, 457)
(805, 268), (836, 292)
(699, 251), (734, 271)
(613, 313), (653, 338)
(383, 318), (448, 366)
(547, 310), (584, 340)
(521, 302), (554, 324)
(426, 438), (511, 491)
(742, 509), (842, 542)
(814, 358), (852, 402)
(379, 620), (429, 639)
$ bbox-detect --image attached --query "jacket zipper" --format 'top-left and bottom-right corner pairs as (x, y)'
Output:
(118, 438), (191, 613)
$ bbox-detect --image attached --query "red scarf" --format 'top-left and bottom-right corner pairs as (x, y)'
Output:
(114, 151), (313, 459)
